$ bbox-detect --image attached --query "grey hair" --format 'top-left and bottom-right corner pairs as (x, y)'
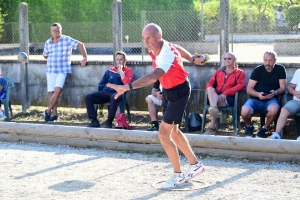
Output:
(264, 51), (277, 59)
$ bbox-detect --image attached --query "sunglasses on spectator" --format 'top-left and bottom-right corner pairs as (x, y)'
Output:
(51, 29), (60, 33)
(224, 57), (232, 60)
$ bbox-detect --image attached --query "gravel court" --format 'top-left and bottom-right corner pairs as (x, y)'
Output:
(0, 141), (299, 200)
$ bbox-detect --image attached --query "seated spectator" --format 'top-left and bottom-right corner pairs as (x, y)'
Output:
(85, 51), (133, 128)
(203, 52), (246, 135)
(145, 80), (162, 131)
(241, 51), (287, 138)
(0, 72), (7, 119)
(270, 69), (300, 140)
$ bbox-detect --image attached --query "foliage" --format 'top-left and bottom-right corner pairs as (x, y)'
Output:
(285, 5), (300, 31)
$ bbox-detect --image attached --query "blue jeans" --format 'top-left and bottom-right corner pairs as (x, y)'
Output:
(242, 98), (279, 114)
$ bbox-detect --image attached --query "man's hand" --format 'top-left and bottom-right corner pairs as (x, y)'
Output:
(219, 94), (226, 102)
(193, 53), (210, 65)
(294, 90), (300, 99)
(157, 91), (163, 99)
(258, 92), (275, 100)
(107, 83), (127, 99)
(80, 59), (87, 67)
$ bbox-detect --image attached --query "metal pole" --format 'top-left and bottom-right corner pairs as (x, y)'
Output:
(112, 0), (122, 60)
(201, 0), (205, 41)
(19, 2), (29, 113)
(220, 0), (229, 67)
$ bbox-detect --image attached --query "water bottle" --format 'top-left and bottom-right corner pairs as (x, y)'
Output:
(99, 105), (104, 115)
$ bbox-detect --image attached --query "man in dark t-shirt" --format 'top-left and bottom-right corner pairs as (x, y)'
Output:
(241, 51), (287, 138)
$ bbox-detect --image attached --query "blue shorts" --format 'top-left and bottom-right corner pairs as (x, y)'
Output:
(242, 98), (279, 114)
(226, 96), (234, 107)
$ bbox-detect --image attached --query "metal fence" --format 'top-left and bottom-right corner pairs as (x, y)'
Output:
(1, 2), (300, 63)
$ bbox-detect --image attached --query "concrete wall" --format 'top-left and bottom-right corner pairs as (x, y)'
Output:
(0, 59), (299, 113)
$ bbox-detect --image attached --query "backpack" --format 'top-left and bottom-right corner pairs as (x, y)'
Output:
(188, 112), (202, 132)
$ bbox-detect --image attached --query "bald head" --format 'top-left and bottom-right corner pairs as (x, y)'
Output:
(143, 23), (162, 37)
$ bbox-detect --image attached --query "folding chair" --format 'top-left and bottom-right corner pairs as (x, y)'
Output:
(201, 91), (240, 135)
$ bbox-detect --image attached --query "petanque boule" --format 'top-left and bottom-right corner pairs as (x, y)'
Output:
(17, 52), (28, 62)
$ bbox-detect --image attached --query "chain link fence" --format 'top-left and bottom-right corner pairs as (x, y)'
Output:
(1, 2), (300, 63)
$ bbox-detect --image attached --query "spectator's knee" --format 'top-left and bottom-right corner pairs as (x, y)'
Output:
(241, 106), (252, 118)
(146, 96), (154, 104)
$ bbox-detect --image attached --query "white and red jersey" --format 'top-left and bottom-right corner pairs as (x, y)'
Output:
(149, 40), (188, 89)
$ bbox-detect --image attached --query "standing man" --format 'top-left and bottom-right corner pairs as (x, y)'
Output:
(204, 52), (246, 135)
(43, 23), (88, 122)
(145, 80), (162, 131)
(108, 23), (206, 189)
(270, 69), (300, 140)
(85, 51), (133, 128)
(241, 51), (286, 138)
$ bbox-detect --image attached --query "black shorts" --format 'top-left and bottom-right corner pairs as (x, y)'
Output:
(161, 80), (191, 125)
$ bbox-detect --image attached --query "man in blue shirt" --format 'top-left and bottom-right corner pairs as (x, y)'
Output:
(0, 72), (7, 119)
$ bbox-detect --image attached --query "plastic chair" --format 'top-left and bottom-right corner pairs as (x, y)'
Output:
(2, 77), (14, 122)
(94, 84), (131, 123)
(201, 91), (240, 135)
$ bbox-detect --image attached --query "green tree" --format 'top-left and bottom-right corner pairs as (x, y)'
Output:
(285, 5), (300, 32)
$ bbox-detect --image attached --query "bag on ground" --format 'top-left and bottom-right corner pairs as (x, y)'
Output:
(188, 112), (202, 132)
(115, 113), (133, 130)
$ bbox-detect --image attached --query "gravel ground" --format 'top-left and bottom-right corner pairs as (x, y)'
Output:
(1, 141), (299, 200)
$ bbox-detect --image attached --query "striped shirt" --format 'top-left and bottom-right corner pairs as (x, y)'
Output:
(43, 35), (80, 73)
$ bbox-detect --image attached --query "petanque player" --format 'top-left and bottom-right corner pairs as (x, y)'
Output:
(107, 23), (207, 189)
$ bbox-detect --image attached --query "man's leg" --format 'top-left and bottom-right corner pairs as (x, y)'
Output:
(85, 91), (111, 127)
(146, 95), (160, 131)
(207, 88), (222, 118)
(241, 99), (258, 137)
(270, 100), (300, 139)
(264, 104), (280, 129)
(275, 107), (290, 133)
(146, 97), (158, 121)
(158, 122), (182, 172)
(46, 87), (62, 115)
(104, 93), (121, 128)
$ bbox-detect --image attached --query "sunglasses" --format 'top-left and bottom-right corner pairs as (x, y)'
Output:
(224, 57), (232, 60)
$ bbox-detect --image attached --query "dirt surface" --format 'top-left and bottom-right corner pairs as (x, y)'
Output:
(1, 141), (299, 200)
(6, 105), (299, 140)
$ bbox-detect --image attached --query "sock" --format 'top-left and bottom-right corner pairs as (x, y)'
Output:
(151, 121), (158, 127)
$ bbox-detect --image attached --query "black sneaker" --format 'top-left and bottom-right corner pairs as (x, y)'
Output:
(103, 121), (113, 128)
(245, 126), (254, 138)
(48, 115), (58, 122)
(87, 120), (100, 128)
(146, 123), (158, 131)
(256, 127), (267, 138)
(44, 110), (51, 122)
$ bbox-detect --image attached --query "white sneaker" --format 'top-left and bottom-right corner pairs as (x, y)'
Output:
(161, 173), (186, 189)
(297, 136), (300, 141)
(185, 162), (205, 181)
(270, 132), (281, 140)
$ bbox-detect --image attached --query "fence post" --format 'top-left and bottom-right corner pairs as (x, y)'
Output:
(220, 0), (229, 67)
(19, 2), (29, 113)
(112, 0), (122, 59)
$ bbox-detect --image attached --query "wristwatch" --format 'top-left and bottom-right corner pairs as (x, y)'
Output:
(274, 90), (278, 95)
(83, 57), (87, 60)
